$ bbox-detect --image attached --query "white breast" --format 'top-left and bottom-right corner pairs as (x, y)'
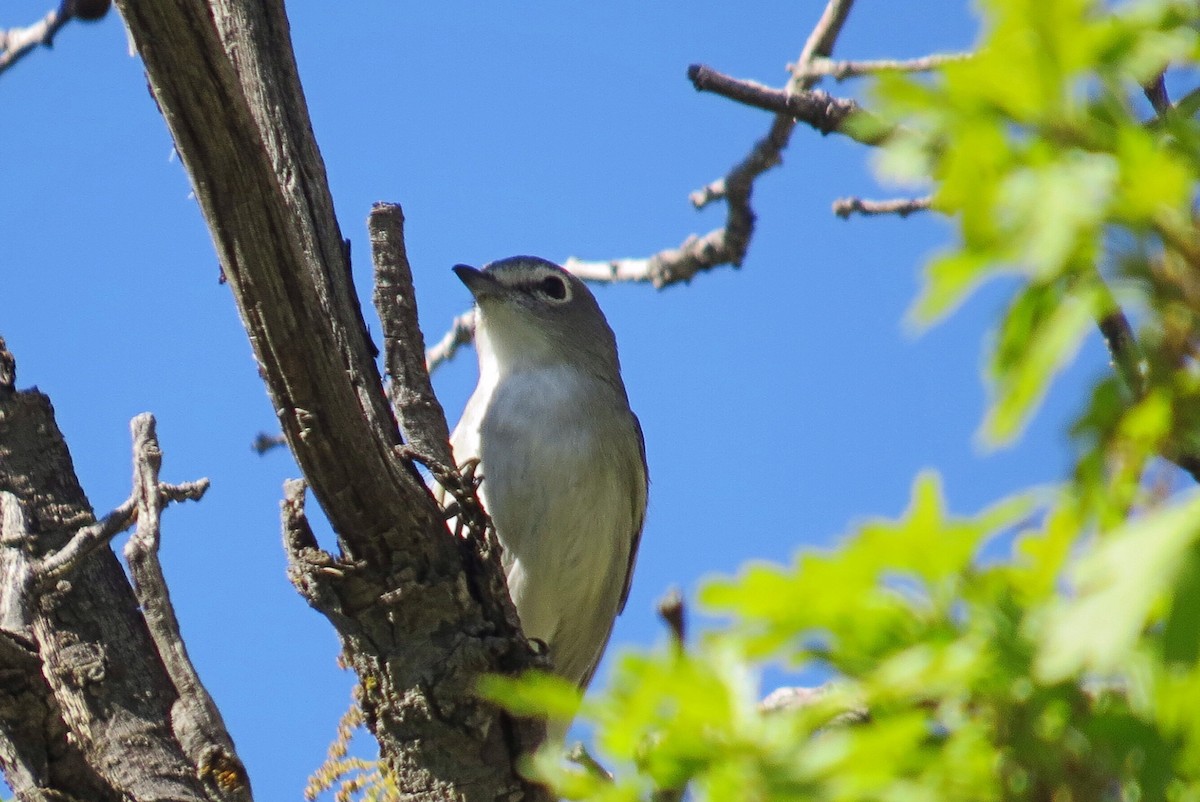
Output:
(450, 363), (644, 687)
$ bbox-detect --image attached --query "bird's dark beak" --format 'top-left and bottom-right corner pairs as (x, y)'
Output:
(453, 264), (504, 301)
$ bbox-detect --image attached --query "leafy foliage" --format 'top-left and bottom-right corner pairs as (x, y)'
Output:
(481, 1), (1200, 799)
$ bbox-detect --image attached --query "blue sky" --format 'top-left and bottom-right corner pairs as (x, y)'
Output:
(1, 2), (1114, 798)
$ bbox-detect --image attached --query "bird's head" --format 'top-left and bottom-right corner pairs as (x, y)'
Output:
(454, 256), (621, 379)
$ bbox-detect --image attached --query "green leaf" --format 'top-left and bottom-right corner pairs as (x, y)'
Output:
(1036, 493), (1200, 681)
(1162, 542), (1200, 666)
(982, 282), (1095, 444)
(997, 154), (1115, 278)
(475, 670), (582, 721)
(908, 250), (1000, 327)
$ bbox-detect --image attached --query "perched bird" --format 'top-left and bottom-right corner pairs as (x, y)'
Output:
(449, 256), (647, 690)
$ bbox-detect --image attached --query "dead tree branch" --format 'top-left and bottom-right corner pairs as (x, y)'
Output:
(687, 64), (891, 145)
(111, 0), (545, 797)
(370, 202), (454, 469)
(833, 196), (932, 218)
(0, 0), (111, 77)
(425, 310), (477, 373)
(429, 0), (860, 363)
(1144, 72), (1172, 117)
(123, 414), (248, 800)
(794, 52), (971, 82)
(565, 0), (857, 287)
(0, 339), (237, 801)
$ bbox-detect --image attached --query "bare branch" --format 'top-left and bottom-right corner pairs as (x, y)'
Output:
(566, 744), (614, 784)
(0, 5), (67, 76)
(369, 202), (454, 468)
(113, 2), (544, 792)
(0, 491), (37, 637)
(425, 310), (476, 373)
(580, 0), (857, 272)
(563, 223), (757, 288)
(1, 380), (214, 800)
(688, 64), (890, 145)
(33, 495), (136, 586)
(1144, 72), (1172, 117)
(794, 52), (971, 82)
(431, 1), (861, 363)
(833, 196), (932, 219)
(0, 0), (111, 77)
(122, 414), (248, 802)
(280, 478), (339, 614)
(759, 684), (870, 725)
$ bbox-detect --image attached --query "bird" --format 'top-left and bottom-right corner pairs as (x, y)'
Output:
(448, 255), (648, 692)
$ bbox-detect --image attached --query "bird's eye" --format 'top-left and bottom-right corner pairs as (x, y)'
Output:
(537, 274), (568, 301)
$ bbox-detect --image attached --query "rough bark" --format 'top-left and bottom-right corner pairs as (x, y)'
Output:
(0, 339), (246, 802)
(109, 1), (544, 799)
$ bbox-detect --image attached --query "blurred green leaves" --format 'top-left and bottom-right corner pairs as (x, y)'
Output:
(479, 1), (1200, 799)
(887, 0), (1200, 441)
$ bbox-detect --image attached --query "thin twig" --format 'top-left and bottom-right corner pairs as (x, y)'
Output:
(34, 495), (137, 586)
(794, 52), (971, 82)
(0, 0), (110, 77)
(689, 0), (857, 211)
(425, 311), (475, 373)
(369, 203), (454, 468)
(833, 196), (932, 219)
(0, 4), (67, 76)
(760, 683), (870, 725)
(566, 744), (614, 783)
(656, 588), (686, 648)
(567, 0), (858, 286)
(1144, 72), (1171, 117)
(429, 1), (859, 361)
(688, 64), (891, 145)
(121, 414), (248, 800)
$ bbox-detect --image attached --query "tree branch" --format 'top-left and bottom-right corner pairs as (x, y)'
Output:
(123, 414), (249, 801)
(0, 362), (216, 801)
(0, 0), (110, 77)
(111, 1), (545, 797)
(425, 311), (476, 373)
(429, 0), (860, 363)
(833, 196), (932, 218)
(1144, 72), (1171, 117)
(369, 202), (454, 469)
(0, 4), (68, 76)
(687, 64), (890, 145)
(794, 52), (971, 82)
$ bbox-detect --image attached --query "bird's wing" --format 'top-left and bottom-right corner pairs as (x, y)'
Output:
(617, 411), (648, 614)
